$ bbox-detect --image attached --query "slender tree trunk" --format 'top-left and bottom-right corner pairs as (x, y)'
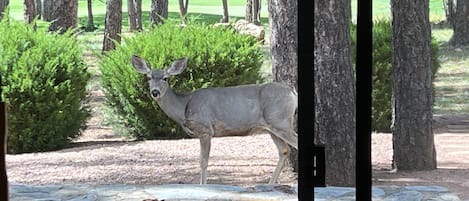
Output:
(0, 0), (9, 21)
(449, 0), (469, 46)
(128, 0), (137, 31)
(268, 0), (298, 173)
(314, 0), (356, 186)
(48, 0), (78, 34)
(391, 0), (437, 171)
(252, 0), (260, 25)
(42, 0), (52, 21)
(86, 0), (95, 31)
(221, 0), (229, 23)
(35, 0), (41, 19)
(24, 0), (35, 24)
(245, 0), (252, 22)
(178, 0), (189, 23)
(102, 0), (122, 52)
(150, 0), (168, 26)
(135, 0), (142, 30)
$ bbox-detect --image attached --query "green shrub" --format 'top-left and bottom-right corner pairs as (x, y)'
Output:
(0, 19), (90, 154)
(351, 20), (440, 132)
(99, 22), (264, 139)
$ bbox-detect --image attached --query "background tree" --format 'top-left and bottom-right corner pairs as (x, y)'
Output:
(0, 0), (9, 20)
(246, 0), (260, 25)
(267, 0), (298, 172)
(48, 0), (78, 34)
(448, 0), (469, 46)
(178, 0), (188, 23)
(150, 0), (168, 26)
(314, 0), (356, 186)
(391, 0), (437, 170)
(24, 0), (35, 29)
(85, 0), (96, 31)
(127, 0), (142, 31)
(34, 0), (41, 19)
(102, 0), (122, 52)
(221, 0), (228, 23)
(42, 0), (52, 21)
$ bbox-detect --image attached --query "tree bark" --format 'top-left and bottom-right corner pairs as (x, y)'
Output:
(42, 0), (52, 21)
(268, 0), (298, 173)
(221, 0), (229, 23)
(178, 0), (189, 23)
(449, 0), (469, 46)
(150, 0), (168, 26)
(85, 0), (95, 31)
(135, 0), (142, 30)
(391, 0), (437, 171)
(246, 0), (261, 25)
(35, 0), (41, 19)
(24, 0), (35, 24)
(0, 0), (9, 21)
(128, 0), (137, 31)
(314, 0), (356, 186)
(102, 0), (122, 52)
(252, 0), (260, 25)
(245, 0), (252, 22)
(48, 0), (78, 34)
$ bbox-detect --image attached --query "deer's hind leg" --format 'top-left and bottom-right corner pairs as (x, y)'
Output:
(268, 134), (291, 184)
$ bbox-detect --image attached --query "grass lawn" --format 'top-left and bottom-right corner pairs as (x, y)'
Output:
(5, 0), (469, 114)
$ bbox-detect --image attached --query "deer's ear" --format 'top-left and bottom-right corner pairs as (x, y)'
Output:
(167, 57), (188, 75)
(131, 55), (151, 74)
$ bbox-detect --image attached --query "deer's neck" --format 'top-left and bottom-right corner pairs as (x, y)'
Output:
(156, 88), (191, 125)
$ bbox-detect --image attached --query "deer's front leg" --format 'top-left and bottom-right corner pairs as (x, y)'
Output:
(199, 135), (211, 184)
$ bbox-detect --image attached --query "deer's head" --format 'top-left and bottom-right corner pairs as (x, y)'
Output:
(131, 55), (188, 99)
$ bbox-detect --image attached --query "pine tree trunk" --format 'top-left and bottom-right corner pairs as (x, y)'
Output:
(103, 0), (122, 52)
(150, 0), (168, 26)
(128, 0), (137, 31)
(178, 0), (189, 23)
(314, 0), (356, 186)
(135, 0), (142, 30)
(252, 0), (260, 25)
(245, 0), (252, 22)
(391, 0), (437, 171)
(24, 0), (35, 24)
(35, 0), (41, 19)
(86, 0), (94, 31)
(48, 0), (77, 34)
(450, 0), (469, 46)
(0, 0), (10, 21)
(268, 0), (298, 173)
(221, 0), (229, 23)
(42, 0), (52, 21)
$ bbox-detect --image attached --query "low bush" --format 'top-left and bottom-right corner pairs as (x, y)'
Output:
(99, 22), (264, 139)
(351, 20), (440, 132)
(0, 19), (90, 153)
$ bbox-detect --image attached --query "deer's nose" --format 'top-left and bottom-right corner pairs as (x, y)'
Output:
(151, 89), (160, 98)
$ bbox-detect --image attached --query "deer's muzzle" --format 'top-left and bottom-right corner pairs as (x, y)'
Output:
(151, 89), (160, 98)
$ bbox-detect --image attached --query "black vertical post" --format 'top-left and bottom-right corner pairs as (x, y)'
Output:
(298, 0), (314, 200)
(356, 0), (372, 200)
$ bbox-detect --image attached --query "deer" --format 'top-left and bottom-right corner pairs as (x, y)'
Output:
(131, 55), (298, 184)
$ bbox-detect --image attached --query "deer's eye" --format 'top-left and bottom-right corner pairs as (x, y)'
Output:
(145, 76), (151, 81)
(162, 77), (169, 82)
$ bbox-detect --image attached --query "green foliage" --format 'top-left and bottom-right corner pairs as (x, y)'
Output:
(0, 19), (90, 154)
(351, 20), (440, 132)
(99, 22), (264, 139)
